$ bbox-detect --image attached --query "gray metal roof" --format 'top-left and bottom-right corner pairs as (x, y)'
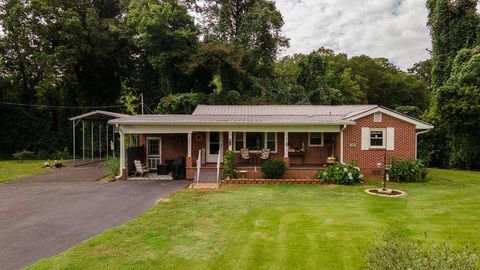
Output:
(193, 104), (378, 116)
(109, 114), (355, 125)
(69, 110), (128, 121)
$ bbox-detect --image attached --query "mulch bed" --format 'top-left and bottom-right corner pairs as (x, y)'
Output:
(222, 179), (325, 185)
(365, 188), (407, 197)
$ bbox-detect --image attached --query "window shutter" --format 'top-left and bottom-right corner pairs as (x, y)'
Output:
(386, 127), (395, 150)
(361, 127), (370, 150)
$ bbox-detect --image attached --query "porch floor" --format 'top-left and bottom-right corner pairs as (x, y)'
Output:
(129, 173), (173, 181)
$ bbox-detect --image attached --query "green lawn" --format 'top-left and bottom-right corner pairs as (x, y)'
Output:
(0, 160), (50, 183)
(28, 169), (480, 270)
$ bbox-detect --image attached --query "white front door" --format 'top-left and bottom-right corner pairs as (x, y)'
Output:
(206, 132), (223, 163)
(146, 137), (161, 169)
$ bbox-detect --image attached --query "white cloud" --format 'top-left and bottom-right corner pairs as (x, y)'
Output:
(275, 0), (432, 70)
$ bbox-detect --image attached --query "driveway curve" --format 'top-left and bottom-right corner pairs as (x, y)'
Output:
(0, 163), (190, 270)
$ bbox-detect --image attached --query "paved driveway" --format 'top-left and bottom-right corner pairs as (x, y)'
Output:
(0, 163), (190, 270)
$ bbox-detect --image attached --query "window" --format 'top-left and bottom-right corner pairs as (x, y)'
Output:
(266, 132), (277, 152)
(374, 112), (382, 122)
(234, 132), (277, 152)
(370, 129), (385, 148)
(147, 138), (160, 156)
(308, 132), (324, 147)
(234, 132), (244, 151)
(246, 132), (264, 150)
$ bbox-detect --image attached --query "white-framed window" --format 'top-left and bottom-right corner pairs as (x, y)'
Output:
(374, 112), (382, 122)
(308, 132), (324, 147)
(234, 132), (277, 153)
(369, 128), (386, 148)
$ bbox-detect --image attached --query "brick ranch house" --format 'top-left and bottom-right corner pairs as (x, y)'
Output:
(103, 105), (433, 180)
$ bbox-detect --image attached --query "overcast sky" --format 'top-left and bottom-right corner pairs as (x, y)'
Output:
(275, 0), (432, 70)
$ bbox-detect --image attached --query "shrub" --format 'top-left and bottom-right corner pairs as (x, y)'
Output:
(105, 157), (120, 177)
(389, 159), (426, 182)
(12, 150), (36, 162)
(52, 147), (71, 160)
(261, 159), (286, 179)
(222, 150), (236, 179)
(365, 227), (479, 270)
(317, 162), (362, 185)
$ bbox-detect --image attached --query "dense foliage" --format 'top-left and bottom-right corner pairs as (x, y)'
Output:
(105, 156), (120, 178)
(261, 159), (286, 179)
(389, 159), (427, 182)
(0, 0), (478, 169)
(222, 150), (235, 180)
(317, 162), (363, 185)
(365, 228), (479, 270)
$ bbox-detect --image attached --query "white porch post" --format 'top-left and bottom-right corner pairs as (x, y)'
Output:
(187, 132), (192, 158)
(340, 129), (344, 163)
(228, 131), (233, 151)
(284, 132), (289, 158)
(119, 130), (125, 176)
(98, 123), (101, 160)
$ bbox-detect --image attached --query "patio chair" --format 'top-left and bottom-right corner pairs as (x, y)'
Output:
(240, 148), (251, 164)
(259, 149), (270, 163)
(133, 160), (149, 177)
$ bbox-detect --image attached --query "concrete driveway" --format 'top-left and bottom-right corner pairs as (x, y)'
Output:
(0, 163), (190, 270)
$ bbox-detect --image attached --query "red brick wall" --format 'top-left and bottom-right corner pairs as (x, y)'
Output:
(343, 113), (416, 175)
(139, 134), (187, 164)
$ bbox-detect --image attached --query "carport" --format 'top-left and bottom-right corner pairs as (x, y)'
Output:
(69, 110), (127, 166)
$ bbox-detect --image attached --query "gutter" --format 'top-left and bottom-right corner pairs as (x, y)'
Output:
(415, 129), (432, 159)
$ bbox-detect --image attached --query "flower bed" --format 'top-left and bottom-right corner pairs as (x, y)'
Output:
(222, 179), (325, 185)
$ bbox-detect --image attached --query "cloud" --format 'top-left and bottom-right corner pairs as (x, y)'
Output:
(275, 0), (432, 70)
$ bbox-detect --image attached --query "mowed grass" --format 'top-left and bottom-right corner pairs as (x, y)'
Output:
(0, 160), (50, 183)
(29, 169), (480, 270)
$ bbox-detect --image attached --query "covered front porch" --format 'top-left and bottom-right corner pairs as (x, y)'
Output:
(115, 127), (345, 181)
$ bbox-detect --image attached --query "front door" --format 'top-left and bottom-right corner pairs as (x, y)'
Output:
(206, 132), (223, 163)
(146, 137), (161, 169)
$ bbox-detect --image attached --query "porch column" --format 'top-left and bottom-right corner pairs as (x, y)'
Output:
(228, 131), (233, 151)
(340, 129), (344, 163)
(91, 122), (94, 161)
(72, 120), (76, 166)
(186, 132), (193, 167)
(284, 132), (290, 167)
(119, 129), (126, 179)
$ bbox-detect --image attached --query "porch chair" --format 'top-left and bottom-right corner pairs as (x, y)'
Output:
(259, 148), (270, 163)
(240, 148), (251, 164)
(133, 160), (149, 177)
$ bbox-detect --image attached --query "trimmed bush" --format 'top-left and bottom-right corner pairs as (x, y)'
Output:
(317, 162), (363, 185)
(222, 150), (236, 179)
(261, 159), (286, 179)
(365, 228), (479, 270)
(12, 150), (36, 162)
(389, 159), (426, 182)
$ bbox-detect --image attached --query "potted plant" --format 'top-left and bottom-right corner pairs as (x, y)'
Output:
(326, 155), (336, 164)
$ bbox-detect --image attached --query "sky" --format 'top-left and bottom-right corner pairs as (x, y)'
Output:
(274, 0), (432, 70)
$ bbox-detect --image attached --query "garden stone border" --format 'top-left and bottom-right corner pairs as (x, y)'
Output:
(364, 188), (407, 198)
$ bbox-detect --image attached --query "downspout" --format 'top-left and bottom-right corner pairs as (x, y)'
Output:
(415, 129), (430, 159)
(340, 124), (347, 163)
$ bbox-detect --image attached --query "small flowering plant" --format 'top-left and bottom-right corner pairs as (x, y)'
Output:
(317, 162), (363, 185)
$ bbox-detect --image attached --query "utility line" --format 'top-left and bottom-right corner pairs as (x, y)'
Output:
(0, 101), (124, 109)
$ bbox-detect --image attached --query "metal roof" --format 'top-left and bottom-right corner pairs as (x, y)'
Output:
(192, 104), (378, 116)
(109, 114), (355, 125)
(69, 110), (128, 121)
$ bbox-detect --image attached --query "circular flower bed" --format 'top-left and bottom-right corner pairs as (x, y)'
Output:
(364, 188), (407, 197)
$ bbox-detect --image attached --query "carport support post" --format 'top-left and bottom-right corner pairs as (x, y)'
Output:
(72, 120), (76, 166)
(82, 121), (85, 163)
(91, 122), (94, 162)
(98, 123), (101, 160)
(106, 123), (109, 160)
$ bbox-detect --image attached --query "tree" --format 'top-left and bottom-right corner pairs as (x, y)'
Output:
(434, 46), (480, 168)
